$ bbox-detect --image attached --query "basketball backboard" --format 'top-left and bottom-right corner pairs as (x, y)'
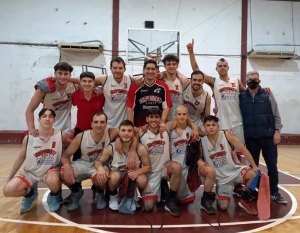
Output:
(126, 28), (180, 66)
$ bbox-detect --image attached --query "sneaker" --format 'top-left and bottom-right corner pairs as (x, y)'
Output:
(165, 199), (180, 217)
(109, 194), (119, 211)
(96, 192), (107, 210)
(200, 196), (216, 214)
(63, 193), (71, 205)
(271, 192), (287, 204)
(48, 195), (61, 212)
(234, 184), (245, 198)
(20, 190), (38, 213)
(238, 199), (257, 215)
(67, 189), (84, 211)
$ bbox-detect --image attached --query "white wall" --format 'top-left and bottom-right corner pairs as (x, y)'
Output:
(0, 0), (299, 134)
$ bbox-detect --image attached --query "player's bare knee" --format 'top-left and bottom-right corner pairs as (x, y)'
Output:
(169, 161), (182, 176)
(136, 174), (147, 190)
(205, 166), (216, 179)
(143, 200), (155, 211)
(217, 200), (230, 210)
(108, 171), (121, 187)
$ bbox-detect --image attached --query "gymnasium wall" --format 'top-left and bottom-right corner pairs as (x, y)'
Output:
(0, 0), (299, 139)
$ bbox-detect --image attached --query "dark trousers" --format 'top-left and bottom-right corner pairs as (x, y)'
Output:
(72, 128), (83, 161)
(245, 137), (279, 194)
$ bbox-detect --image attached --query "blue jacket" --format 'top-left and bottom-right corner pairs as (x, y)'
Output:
(239, 86), (275, 138)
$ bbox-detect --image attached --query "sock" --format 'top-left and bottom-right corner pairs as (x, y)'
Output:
(50, 191), (59, 196)
(69, 182), (81, 193)
(24, 188), (35, 198)
(169, 189), (177, 200)
(97, 188), (104, 194)
(110, 190), (118, 196)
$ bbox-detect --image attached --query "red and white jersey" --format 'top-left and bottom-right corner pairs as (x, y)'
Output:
(183, 84), (208, 130)
(164, 78), (184, 121)
(43, 83), (76, 134)
(213, 78), (242, 130)
(109, 142), (141, 172)
(80, 129), (111, 164)
(170, 126), (192, 169)
(202, 131), (243, 185)
(25, 129), (62, 177)
(140, 130), (170, 173)
(103, 75), (132, 128)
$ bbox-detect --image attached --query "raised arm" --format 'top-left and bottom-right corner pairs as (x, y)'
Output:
(204, 94), (212, 117)
(6, 136), (28, 183)
(186, 39), (215, 90)
(25, 90), (45, 137)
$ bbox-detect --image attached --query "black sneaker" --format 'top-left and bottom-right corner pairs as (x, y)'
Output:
(270, 192), (287, 204)
(200, 196), (216, 214)
(164, 199), (180, 217)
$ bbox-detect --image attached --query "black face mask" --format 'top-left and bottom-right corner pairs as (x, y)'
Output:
(247, 80), (259, 89)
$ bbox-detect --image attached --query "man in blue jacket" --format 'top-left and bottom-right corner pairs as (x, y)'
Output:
(239, 71), (286, 204)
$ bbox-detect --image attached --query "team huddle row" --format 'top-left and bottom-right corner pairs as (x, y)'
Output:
(3, 40), (285, 218)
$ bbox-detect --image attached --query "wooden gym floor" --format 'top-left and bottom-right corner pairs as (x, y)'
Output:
(0, 145), (299, 233)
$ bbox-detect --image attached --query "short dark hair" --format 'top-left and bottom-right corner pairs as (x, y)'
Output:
(119, 120), (134, 128)
(54, 62), (73, 72)
(203, 115), (219, 123)
(110, 57), (126, 68)
(218, 58), (227, 63)
(80, 71), (95, 80)
(38, 108), (56, 118)
(191, 70), (205, 80)
(162, 54), (179, 65)
(143, 59), (158, 69)
(146, 108), (162, 117)
(91, 111), (108, 123)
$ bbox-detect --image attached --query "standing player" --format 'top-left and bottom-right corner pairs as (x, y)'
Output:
(182, 71), (211, 131)
(127, 59), (172, 127)
(26, 62), (78, 136)
(201, 115), (259, 215)
(95, 120), (151, 211)
(3, 109), (70, 213)
(161, 55), (188, 121)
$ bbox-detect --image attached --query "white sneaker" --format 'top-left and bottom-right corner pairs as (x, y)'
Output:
(109, 194), (119, 211)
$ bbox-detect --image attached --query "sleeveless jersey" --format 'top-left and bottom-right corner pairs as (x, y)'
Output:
(213, 78), (242, 129)
(43, 83), (76, 134)
(25, 129), (62, 177)
(183, 84), (208, 129)
(140, 130), (170, 173)
(170, 126), (192, 169)
(109, 142), (141, 172)
(202, 131), (243, 185)
(103, 75), (132, 128)
(80, 128), (111, 164)
(164, 78), (184, 121)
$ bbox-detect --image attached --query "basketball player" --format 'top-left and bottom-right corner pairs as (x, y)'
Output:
(170, 105), (216, 214)
(95, 120), (151, 211)
(26, 62), (78, 136)
(127, 59), (172, 127)
(60, 112), (135, 211)
(138, 108), (184, 217)
(161, 54), (189, 121)
(3, 109), (70, 213)
(182, 71), (211, 131)
(201, 115), (259, 215)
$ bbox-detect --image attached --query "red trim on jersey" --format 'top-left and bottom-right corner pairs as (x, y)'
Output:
(142, 195), (158, 201)
(15, 175), (31, 189)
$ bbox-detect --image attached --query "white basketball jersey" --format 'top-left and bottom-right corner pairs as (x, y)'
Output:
(170, 126), (192, 169)
(80, 129), (111, 164)
(103, 75), (132, 128)
(164, 78), (183, 121)
(43, 83), (76, 134)
(213, 78), (242, 130)
(140, 130), (170, 173)
(109, 142), (141, 172)
(25, 129), (62, 177)
(202, 131), (243, 185)
(183, 84), (208, 130)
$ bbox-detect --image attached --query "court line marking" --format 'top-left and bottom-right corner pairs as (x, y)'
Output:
(40, 186), (297, 232)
